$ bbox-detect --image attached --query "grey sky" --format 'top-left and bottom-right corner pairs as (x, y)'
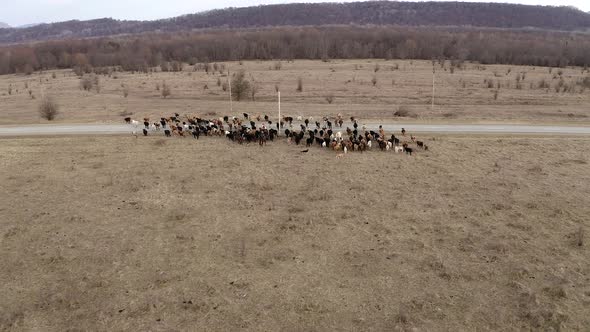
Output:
(1, 0), (588, 27)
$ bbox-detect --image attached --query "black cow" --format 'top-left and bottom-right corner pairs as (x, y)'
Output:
(192, 129), (200, 139)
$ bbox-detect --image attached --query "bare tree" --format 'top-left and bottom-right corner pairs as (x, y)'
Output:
(39, 96), (59, 120)
(93, 75), (100, 93)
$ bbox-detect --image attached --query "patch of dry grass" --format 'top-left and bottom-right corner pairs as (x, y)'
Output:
(0, 135), (589, 330)
(0, 60), (589, 125)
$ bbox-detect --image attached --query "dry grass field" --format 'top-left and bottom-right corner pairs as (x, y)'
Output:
(1, 59), (589, 125)
(1, 134), (589, 331)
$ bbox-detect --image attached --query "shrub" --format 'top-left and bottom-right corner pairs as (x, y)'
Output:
(39, 96), (59, 120)
(394, 106), (411, 117)
(577, 76), (590, 89)
(222, 81), (228, 92)
(325, 94), (334, 104)
(274, 61), (282, 70)
(73, 66), (84, 77)
(250, 82), (259, 101)
(80, 76), (93, 91)
(231, 70), (250, 101)
(538, 79), (550, 89)
(372, 75), (377, 86)
(296, 77), (303, 92)
(24, 64), (34, 75)
(123, 86), (129, 98)
(161, 81), (171, 98)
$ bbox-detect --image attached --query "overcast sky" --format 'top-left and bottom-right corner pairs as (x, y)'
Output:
(1, 0), (588, 27)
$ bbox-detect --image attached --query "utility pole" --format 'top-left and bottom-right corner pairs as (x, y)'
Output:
(228, 69), (233, 114)
(431, 65), (435, 111)
(278, 91), (281, 135)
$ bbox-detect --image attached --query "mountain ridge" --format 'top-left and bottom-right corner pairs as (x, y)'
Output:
(1, 1), (590, 44)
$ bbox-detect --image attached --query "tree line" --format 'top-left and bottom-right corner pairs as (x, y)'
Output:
(1, 26), (589, 75)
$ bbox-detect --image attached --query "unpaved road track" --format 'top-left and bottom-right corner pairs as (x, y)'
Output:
(1, 123), (590, 136)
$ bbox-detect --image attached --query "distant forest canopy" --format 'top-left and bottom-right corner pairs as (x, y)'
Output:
(1, 1), (590, 44)
(1, 26), (589, 75)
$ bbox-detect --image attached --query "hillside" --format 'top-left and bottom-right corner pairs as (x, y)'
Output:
(0, 22), (10, 29)
(1, 1), (590, 44)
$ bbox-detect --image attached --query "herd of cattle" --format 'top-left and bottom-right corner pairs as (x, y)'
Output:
(124, 113), (429, 155)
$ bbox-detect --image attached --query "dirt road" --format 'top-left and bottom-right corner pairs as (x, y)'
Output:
(1, 123), (589, 136)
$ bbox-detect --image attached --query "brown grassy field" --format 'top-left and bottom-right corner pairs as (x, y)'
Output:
(1, 134), (588, 331)
(1, 59), (589, 125)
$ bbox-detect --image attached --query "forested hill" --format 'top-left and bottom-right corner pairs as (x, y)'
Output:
(1, 1), (590, 44)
